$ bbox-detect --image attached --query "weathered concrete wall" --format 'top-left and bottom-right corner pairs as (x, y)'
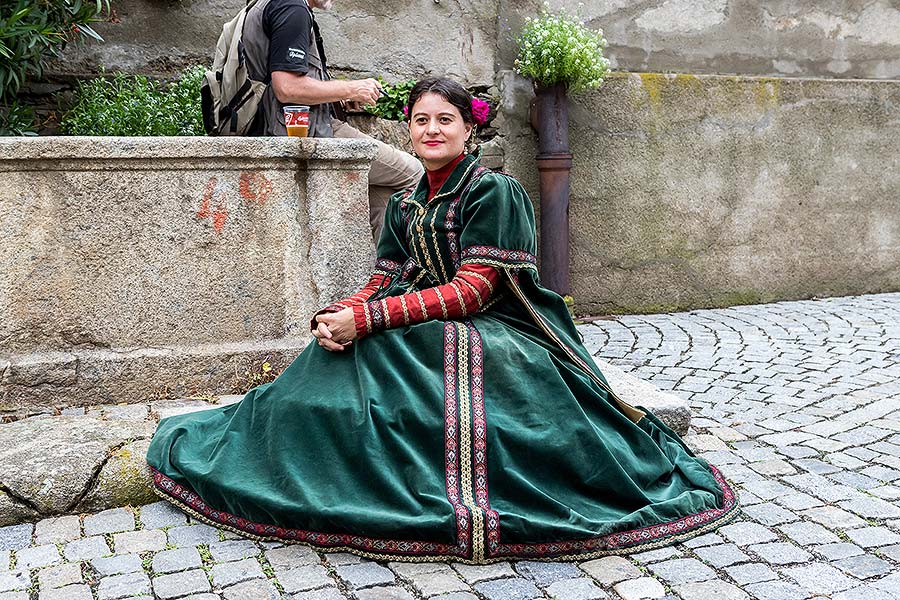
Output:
(50, 0), (499, 86)
(50, 0), (900, 82)
(499, 0), (900, 80)
(500, 71), (900, 314)
(0, 137), (377, 411)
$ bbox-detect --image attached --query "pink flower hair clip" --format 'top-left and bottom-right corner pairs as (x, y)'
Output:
(471, 98), (490, 125)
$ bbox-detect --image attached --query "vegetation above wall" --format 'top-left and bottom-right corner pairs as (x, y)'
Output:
(60, 66), (205, 136)
(0, 0), (109, 135)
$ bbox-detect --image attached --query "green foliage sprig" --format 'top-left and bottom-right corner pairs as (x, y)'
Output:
(1, 0), (109, 135)
(365, 77), (415, 122)
(60, 66), (205, 136)
(514, 3), (610, 93)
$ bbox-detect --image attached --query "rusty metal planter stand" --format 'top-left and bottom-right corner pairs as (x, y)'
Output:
(531, 83), (572, 296)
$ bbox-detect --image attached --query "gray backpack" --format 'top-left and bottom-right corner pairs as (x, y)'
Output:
(200, 0), (268, 135)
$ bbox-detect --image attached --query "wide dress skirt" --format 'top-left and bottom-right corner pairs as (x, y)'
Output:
(147, 303), (738, 563)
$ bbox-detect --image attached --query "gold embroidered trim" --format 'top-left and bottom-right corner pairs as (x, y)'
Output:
(461, 258), (538, 273)
(151, 478), (738, 564)
(415, 291), (429, 320)
(459, 279), (483, 308)
(363, 303), (373, 335)
(463, 270), (495, 295)
(400, 296), (410, 325)
(450, 281), (468, 316)
(455, 322), (485, 563)
(430, 208), (449, 283)
(437, 292), (449, 320)
(381, 299), (391, 329)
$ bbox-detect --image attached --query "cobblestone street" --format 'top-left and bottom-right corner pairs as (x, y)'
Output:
(3, 292), (900, 600)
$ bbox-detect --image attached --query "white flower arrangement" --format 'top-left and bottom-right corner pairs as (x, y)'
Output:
(514, 3), (610, 93)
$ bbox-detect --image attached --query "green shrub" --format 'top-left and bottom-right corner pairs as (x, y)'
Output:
(515, 3), (610, 92)
(365, 78), (415, 122)
(1, 0), (109, 135)
(61, 66), (205, 136)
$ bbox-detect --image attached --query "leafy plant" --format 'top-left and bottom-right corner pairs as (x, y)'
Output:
(365, 77), (415, 122)
(0, 0), (109, 135)
(0, 99), (35, 135)
(515, 2), (610, 92)
(60, 66), (206, 136)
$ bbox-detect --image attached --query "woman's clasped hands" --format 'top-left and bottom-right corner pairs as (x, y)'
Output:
(312, 308), (357, 352)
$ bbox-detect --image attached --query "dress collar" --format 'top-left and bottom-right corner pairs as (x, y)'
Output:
(426, 154), (466, 200)
(408, 150), (481, 207)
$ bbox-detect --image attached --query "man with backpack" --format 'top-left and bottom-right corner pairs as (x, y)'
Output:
(206, 0), (423, 240)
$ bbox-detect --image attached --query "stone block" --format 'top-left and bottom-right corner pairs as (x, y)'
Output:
(152, 548), (203, 574)
(515, 560), (582, 586)
(544, 578), (609, 600)
(96, 572), (152, 600)
(594, 358), (690, 434)
(210, 558), (265, 588)
(209, 540), (260, 563)
(38, 584), (93, 600)
(354, 587), (415, 600)
(221, 579), (280, 600)
(77, 439), (157, 514)
(37, 562), (81, 589)
(84, 508), (135, 536)
(408, 569), (468, 596)
(275, 564), (332, 594)
(612, 577), (666, 600)
(648, 558), (715, 584)
(0, 526), (31, 551)
(15, 544), (60, 570)
(112, 529), (166, 554)
(452, 561), (515, 583)
(474, 577), (542, 600)
(265, 545), (318, 570)
(34, 516), (81, 545)
(64, 536), (111, 561)
(336, 561), (395, 589)
(138, 501), (188, 530)
(153, 570), (211, 599)
(167, 524), (220, 547)
(579, 556), (641, 584)
(91, 554), (143, 576)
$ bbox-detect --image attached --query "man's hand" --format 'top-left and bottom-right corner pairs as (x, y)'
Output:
(312, 309), (358, 352)
(344, 78), (382, 106)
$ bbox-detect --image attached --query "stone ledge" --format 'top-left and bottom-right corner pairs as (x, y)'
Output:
(0, 364), (690, 527)
(593, 358), (692, 436)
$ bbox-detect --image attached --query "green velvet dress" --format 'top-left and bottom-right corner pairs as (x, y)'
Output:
(146, 154), (738, 563)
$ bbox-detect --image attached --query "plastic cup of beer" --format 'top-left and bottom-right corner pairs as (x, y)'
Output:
(284, 105), (310, 137)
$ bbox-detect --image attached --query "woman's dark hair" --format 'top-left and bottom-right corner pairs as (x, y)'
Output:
(405, 77), (473, 124)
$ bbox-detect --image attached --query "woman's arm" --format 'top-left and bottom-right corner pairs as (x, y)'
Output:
(351, 263), (501, 339)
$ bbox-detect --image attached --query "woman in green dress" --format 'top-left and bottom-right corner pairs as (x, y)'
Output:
(146, 77), (738, 563)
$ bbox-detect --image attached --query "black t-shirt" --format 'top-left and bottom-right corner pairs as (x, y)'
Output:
(263, 0), (313, 75)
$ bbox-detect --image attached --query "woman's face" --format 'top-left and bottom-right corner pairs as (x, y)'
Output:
(408, 92), (473, 171)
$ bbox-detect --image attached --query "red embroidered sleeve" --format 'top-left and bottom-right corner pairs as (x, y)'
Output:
(309, 272), (391, 330)
(351, 264), (501, 339)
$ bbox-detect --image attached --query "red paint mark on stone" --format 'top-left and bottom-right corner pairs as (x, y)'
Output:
(212, 205), (228, 233)
(344, 171), (361, 183)
(198, 176), (228, 233)
(239, 171), (274, 205)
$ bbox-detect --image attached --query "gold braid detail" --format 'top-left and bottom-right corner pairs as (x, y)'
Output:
(463, 270), (494, 295)
(450, 282), (467, 317)
(381, 299), (391, 329)
(459, 279), (484, 308)
(415, 291), (429, 320)
(400, 296), (410, 325)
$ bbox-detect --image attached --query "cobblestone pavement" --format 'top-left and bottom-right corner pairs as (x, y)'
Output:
(2, 292), (900, 600)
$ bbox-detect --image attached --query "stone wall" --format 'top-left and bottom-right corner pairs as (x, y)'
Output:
(0, 137), (378, 412)
(500, 71), (900, 314)
(51, 0), (900, 82)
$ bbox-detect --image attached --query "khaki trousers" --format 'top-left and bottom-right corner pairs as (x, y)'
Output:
(331, 119), (424, 242)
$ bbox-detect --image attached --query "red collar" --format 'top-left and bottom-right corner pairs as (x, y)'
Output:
(426, 154), (466, 200)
